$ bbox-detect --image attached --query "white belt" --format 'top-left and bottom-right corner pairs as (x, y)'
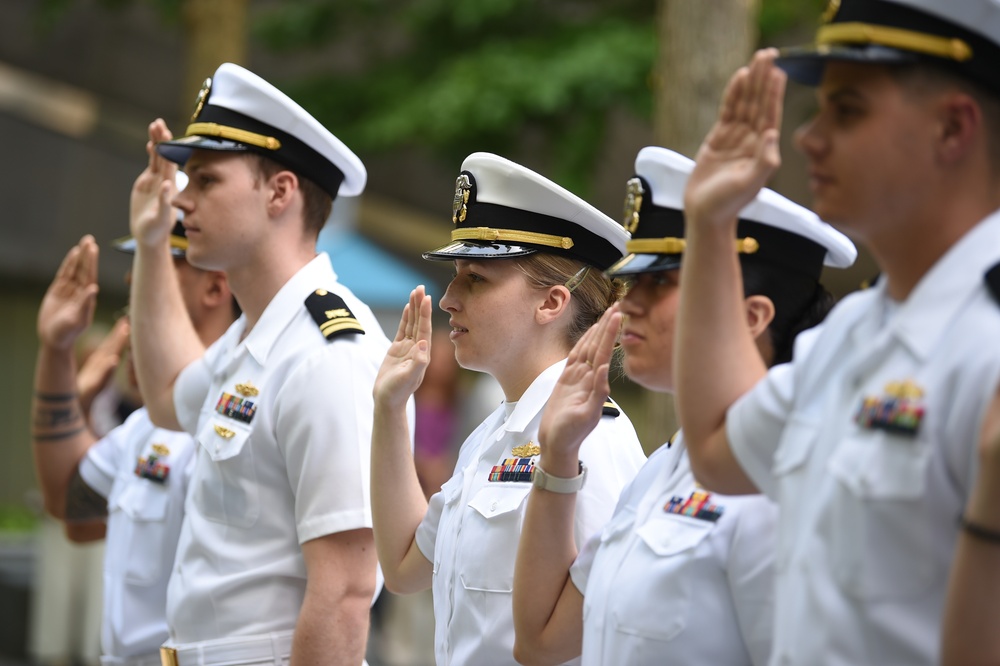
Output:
(160, 631), (294, 666)
(101, 654), (164, 666)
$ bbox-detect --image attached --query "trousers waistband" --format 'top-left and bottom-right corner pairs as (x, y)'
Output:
(160, 631), (294, 666)
(101, 653), (163, 666)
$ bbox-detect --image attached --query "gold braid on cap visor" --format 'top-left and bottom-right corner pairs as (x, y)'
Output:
(452, 227), (575, 250)
(186, 122), (283, 151)
(816, 22), (973, 61)
(626, 237), (760, 255)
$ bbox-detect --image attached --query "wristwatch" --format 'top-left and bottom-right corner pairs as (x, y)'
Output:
(531, 461), (587, 494)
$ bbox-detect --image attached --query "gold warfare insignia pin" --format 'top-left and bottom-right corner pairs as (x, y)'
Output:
(191, 77), (212, 122)
(235, 381), (260, 397)
(821, 0), (841, 23)
(511, 442), (541, 458)
(151, 443), (171, 457)
(622, 177), (644, 234)
(214, 424), (236, 439)
(453, 174), (472, 224)
(884, 379), (925, 400)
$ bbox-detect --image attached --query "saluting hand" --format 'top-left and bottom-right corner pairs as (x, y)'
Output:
(538, 304), (622, 470)
(374, 285), (434, 410)
(129, 119), (178, 249)
(76, 316), (129, 416)
(685, 48), (786, 229)
(37, 236), (101, 352)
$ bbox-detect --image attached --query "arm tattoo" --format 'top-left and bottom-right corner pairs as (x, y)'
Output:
(32, 392), (85, 442)
(65, 469), (108, 522)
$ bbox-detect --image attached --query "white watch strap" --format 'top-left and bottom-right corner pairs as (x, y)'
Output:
(531, 461), (587, 494)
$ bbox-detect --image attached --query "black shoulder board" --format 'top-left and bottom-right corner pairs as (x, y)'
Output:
(305, 289), (365, 341)
(602, 398), (620, 418)
(667, 430), (681, 448)
(986, 262), (1000, 306)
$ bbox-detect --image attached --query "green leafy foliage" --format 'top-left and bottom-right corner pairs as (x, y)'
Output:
(0, 504), (37, 533)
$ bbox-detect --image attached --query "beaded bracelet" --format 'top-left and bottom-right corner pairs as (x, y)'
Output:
(960, 516), (1000, 544)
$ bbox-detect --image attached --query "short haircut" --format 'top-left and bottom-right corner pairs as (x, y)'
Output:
(242, 153), (334, 236)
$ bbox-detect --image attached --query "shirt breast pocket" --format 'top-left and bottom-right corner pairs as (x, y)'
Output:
(458, 484), (532, 593)
(108, 479), (171, 586)
(824, 430), (935, 601)
(191, 418), (260, 528)
(609, 515), (713, 643)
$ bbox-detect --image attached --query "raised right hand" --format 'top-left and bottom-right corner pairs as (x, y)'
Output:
(374, 285), (433, 409)
(129, 119), (178, 249)
(37, 236), (100, 351)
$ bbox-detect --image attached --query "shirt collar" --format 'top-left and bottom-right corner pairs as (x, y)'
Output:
(502, 359), (567, 434)
(889, 210), (1000, 360)
(242, 253), (338, 365)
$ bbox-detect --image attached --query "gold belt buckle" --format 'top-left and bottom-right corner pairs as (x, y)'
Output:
(160, 647), (179, 666)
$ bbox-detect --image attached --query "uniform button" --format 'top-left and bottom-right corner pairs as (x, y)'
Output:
(490, 500), (498, 512)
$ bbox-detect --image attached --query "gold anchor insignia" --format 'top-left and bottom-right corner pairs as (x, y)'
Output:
(235, 381), (260, 397)
(191, 77), (212, 122)
(453, 174), (472, 224)
(214, 424), (236, 439)
(325, 308), (350, 319)
(622, 177), (644, 233)
(151, 443), (171, 457)
(821, 0), (841, 24)
(511, 442), (541, 457)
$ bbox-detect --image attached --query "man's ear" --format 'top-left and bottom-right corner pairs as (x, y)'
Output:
(936, 90), (981, 165)
(202, 271), (231, 309)
(745, 294), (775, 339)
(536, 285), (572, 326)
(266, 170), (299, 216)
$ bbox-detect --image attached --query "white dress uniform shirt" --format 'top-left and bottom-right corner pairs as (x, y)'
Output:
(168, 253), (391, 643)
(727, 211), (1000, 665)
(415, 359), (647, 666)
(570, 434), (776, 666)
(79, 407), (195, 665)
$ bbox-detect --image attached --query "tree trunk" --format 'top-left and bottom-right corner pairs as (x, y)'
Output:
(179, 0), (248, 123)
(655, 0), (761, 157)
(646, 0), (760, 443)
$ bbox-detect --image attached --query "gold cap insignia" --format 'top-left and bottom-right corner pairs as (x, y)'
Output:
(151, 443), (171, 457)
(511, 442), (541, 458)
(622, 177), (644, 234)
(235, 381), (260, 397)
(214, 424), (236, 439)
(191, 77), (212, 123)
(821, 0), (841, 24)
(453, 174), (472, 224)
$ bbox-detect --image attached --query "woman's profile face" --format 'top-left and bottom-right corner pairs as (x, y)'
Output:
(438, 259), (541, 376)
(618, 270), (681, 393)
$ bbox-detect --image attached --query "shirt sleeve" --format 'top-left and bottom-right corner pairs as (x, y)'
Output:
(568, 530), (601, 595)
(274, 341), (380, 544)
(725, 497), (779, 666)
(574, 415), (646, 547)
(78, 409), (151, 498)
(174, 355), (214, 437)
(725, 323), (824, 500)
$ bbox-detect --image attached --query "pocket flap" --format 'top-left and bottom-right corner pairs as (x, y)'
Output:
(637, 515), (713, 557)
(468, 484), (531, 519)
(114, 481), (170, 522)
(772, 419), (820, 476)
(197, 418), (252, 462)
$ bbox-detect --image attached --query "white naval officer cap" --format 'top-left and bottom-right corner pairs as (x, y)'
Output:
(777, 0), (1000, 92)
(608, 146), (858, 280)
(112, 171), (190, 258)
(422, 152), (629, 271)
(156, 63), (366, 199)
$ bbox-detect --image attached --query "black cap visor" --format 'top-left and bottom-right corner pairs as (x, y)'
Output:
(156, 135), (251, 167)
(776, 43), (919, 85)
(422, 241), (540, 262)
(606, 252), (682, 277)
